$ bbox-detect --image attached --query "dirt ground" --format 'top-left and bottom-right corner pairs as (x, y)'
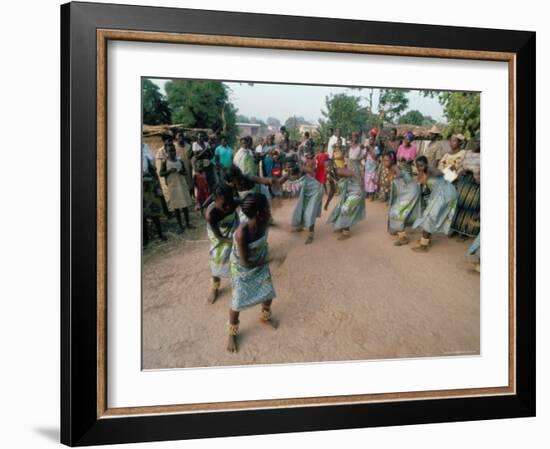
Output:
(142, 196), (480, 369)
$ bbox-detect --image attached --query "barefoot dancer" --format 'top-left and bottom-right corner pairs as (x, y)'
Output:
(325, 161), (366, 240)
(280, 163), (324, 244)
(205, 184), (239, 304)
(388, 147), (422, 246)
(411, 156), (458, 252)
(227, 193), (277, 353)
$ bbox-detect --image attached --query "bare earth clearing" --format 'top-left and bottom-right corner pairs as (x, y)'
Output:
(143, 197), (480, 369)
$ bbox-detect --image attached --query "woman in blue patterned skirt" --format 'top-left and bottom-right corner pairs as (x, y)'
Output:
(325, 162), (366, 240)
(227, 193), (278, 353)
(411, 156), (458, 252)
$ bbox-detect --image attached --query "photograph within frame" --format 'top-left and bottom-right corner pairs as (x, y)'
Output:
(141, 76), (482, 370)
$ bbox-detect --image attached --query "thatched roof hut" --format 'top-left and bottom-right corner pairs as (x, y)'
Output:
(142, 124), (213, 151)
(379, 124), (436, 140)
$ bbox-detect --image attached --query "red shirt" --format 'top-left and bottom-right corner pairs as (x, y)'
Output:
(315, 153), (329, 184)
(194, 172), (209, 206)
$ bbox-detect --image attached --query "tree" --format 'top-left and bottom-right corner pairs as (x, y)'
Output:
(398, 109), (425, 126)
(319, 93), (369, 138)
(142, 79), (171, 125)
(266, 117), (281, 129)
(378, 89), (409, 123)
(165, 80), (238, 144)
(421, 115), (436, 127)
(236, 114), (250, 123)
(439, 92), (480, 139)
(284, 116), (311, 140)
(421, 90), (480, 138)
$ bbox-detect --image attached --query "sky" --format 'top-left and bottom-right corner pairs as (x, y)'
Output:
(151, 78), (446, 125)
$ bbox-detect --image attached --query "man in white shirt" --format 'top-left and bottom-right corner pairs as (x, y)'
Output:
(255, 137), (265, 154)
(327, 128), (346, 158)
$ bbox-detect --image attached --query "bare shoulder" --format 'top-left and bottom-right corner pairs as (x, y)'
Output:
(205, 203), (218, 223)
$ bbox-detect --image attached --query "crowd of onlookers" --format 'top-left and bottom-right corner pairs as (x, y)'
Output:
(142, 124), (480, 255)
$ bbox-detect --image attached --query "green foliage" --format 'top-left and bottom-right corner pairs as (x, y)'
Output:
(284, 116), (311, 141)
(164, 80), (238, 144)
(420, 90), (480, 138)
(142, 79), (171, 125)
(398, 110), (437, 127)
(439, 92), (480, 139)
(320, 93), (369, 138)
(398, 109), (425, 126)
(378, 89), (409, 123)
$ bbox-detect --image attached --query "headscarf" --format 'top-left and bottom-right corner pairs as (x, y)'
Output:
(452, 133), (465, 142)
(404, 131), (414, 141)
(370, 127), (379, 137)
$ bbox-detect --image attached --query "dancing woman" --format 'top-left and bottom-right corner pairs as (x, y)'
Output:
(279, 163), (324, 244)
(388, 133), (423, 246)
(411, 156), (458, 252)
(227, 193), (278, 353)
(205, 184), (240, 304)
(325, 162), (366, 240)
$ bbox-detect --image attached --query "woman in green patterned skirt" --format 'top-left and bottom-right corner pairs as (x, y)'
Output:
(325, 162), (366, 240)
(205, 184), (239, 304)
(387, 159), (422, 246)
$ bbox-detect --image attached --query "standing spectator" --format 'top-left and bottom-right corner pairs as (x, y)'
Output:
(385, 127), (401, 153)
(314, 145), (330, 193)
(327, 128), (346, 158)
(438, 133), (466, 174)
(451, 137), (480, 238)
(154, 132), (174, 217)
(423, 126), (445, 168)
(160, 142), (194, 232)
(298, 131), (314, 162)
(396, 131), (418, 162)
(193, 132), (216, 192)
(234, 137), (258, 177)
(143, 143), (167, 245)
(174, 129), (194, 197)
(347, 132), (365, 178)
(214, 135), (234, 169)
(255, 137), (265, 154)
(363, 140), (378, 200)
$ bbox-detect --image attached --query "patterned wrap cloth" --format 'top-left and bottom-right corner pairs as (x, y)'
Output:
(291, 174), (324, 228)
(164, 159), (193, 210)
(451, 173), (480, 237)
(207, 211), (239, 278)
(387, 163), (422, 232)
(413, 176), (457, 234)
(230, 233), (276, 311)
(326, 176), (366, 230)
(467, 234), (481, 257)
(143, 176), (163, 218)
(377, 165), (394, 201)
(363, 152), (378, 193)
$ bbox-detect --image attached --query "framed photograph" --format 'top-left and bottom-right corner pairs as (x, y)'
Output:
(61, 1), (536, 446)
